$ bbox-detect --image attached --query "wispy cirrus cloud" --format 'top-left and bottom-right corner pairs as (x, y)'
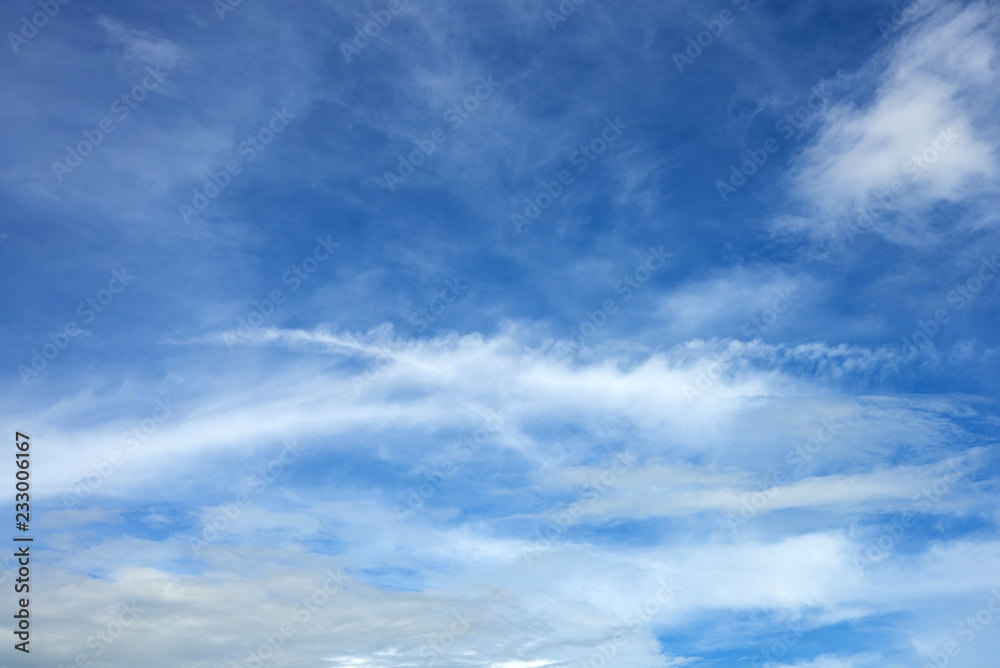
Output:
(2, 0), (999, 666)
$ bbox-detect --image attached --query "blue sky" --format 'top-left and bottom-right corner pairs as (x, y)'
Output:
(1, 0), (1000, 666)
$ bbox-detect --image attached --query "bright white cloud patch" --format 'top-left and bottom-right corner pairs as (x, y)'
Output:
(779, 2), (999, 243)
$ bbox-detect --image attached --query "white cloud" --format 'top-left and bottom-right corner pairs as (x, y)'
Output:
(97, 16), (190, 68)
(778, 2), (999, 243)
(1, 321), (994, 667)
